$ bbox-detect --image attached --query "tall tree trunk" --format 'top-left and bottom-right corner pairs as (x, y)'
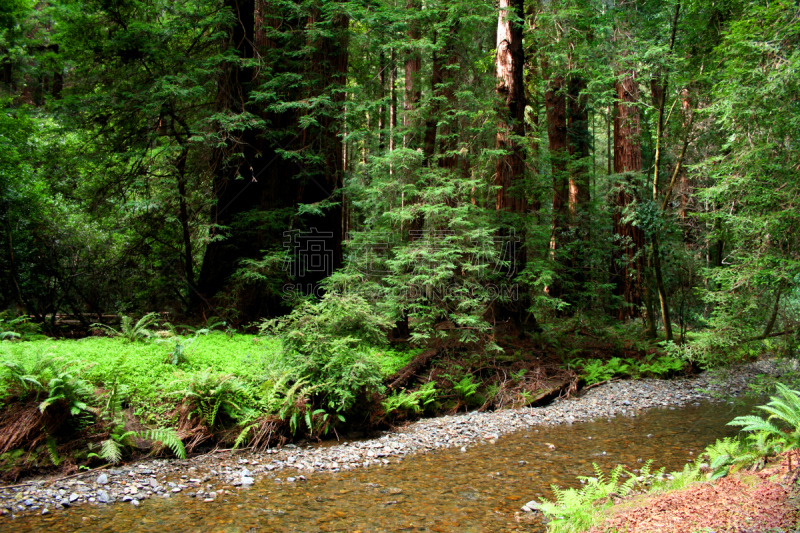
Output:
(197, 0), (347, 318)
(404, 0), (421, 149)
(437, 25), (460, 171)
(422, 31), (442, 167)
(612, 72), (648, 321)
(496, 0), (527, 214)
(567, 75), (591, 298)
(648, 2), (681, 342)
(545, 74), (567, 299)
(496, 0), (540, 334)
(175, 148), (197, 307)
(378, 51), (387, 152)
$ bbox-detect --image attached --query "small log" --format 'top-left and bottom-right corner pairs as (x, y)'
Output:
(387, 348), (439, 391)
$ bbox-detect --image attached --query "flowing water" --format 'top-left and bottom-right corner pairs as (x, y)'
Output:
(2, 399), (757, 533)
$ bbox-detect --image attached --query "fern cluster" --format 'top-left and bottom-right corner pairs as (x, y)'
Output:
(91, 312), (161, 343)
(539, 462), (657, 533)
(89, 371), (185, 463)
(575, 354), (685, 385)
(0, 312), (43, 342)
(382, 382), (438, 416)
(1, 350), (93, 416)
(171, 368), (254, 428)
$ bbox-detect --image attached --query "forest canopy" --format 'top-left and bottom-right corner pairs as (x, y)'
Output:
(1, 0), (798, 363)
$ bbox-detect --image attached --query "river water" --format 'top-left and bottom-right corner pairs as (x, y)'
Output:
(2, 399), (756, 532)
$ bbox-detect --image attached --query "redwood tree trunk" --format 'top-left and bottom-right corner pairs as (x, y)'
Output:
(197, 0), (347, 318)
(404, 0), (421, 149)
(567, 75), (591, 297)
(422, 31), (442, 167)
(495, 0), (540, 334)
(545, 74), (567, 300)
(612, 72), (647, 320)
(495, 0), (527, 214)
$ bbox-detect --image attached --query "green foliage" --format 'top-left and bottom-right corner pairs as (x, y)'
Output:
(91, 313), (162, 344)
(89, 426), (186, 464)
(0, 350), (93, 416)
(637, 354), (685, 377)
(452, 375), (479, 400)
(382, 382), (438, 417)
(2, 335), (278, 425)
(377, 348), (423, 378)
(260, 293), (387, 413)
(576, 354), (685, 385)
(576, 358), (630, 385)
(46, 437), (62, 466)
(539, 461), (658, 533)
(170, 369), (254, 428)
(728, 384), (800, 455)
(0, 312), (41, 341)
(161, 329), (209, 366)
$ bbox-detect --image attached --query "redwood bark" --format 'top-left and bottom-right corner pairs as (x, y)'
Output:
(567, 75), (591, 297)
(495, 0), (540, 334)
(495, 0), (527, 214)
(404, 0), (421, 148)
(422, 31), (442, 167)
(612, 72), (647, 319)
(437, 26), (460, 171)
(378, 51), (387, 151)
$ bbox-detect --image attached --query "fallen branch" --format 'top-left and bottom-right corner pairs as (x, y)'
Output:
(387, 348), (439, 391)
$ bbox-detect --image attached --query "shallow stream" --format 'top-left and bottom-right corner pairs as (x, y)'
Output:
(2, 398), (757, 532)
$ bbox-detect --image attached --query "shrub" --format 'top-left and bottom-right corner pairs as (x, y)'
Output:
(260, 293), (387, 413)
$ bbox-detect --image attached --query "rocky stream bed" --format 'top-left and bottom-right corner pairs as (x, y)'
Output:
(0, 360), (784, 520)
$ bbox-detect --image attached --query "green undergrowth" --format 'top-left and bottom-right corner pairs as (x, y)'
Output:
(572, 354), (686, 385)
(0, 333), (413, 423)
(0, 296), (435, 476)
(1, 334), (279, 418)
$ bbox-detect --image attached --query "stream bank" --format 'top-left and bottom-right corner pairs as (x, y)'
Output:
(0, 359), (781, 520)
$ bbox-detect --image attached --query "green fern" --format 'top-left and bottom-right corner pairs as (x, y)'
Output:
(91, 312), (161, 343)
(539, 462), (655, 533)
(729, 384), (800, 451)
(453, 375), (478, 399)
(89, 426), (185, 463)
(140, 429), (186, 459)
(46, 437), (62, 466)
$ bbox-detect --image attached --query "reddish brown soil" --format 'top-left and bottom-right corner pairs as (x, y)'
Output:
(590, 452), (800, 533)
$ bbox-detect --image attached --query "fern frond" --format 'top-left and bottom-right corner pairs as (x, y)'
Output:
(100, 438), (124, 464)
(234, 423), (257, 449)
(728, 415), (784, 437)
(140, 429), (186, 459)
(46, 437), (62, 466)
